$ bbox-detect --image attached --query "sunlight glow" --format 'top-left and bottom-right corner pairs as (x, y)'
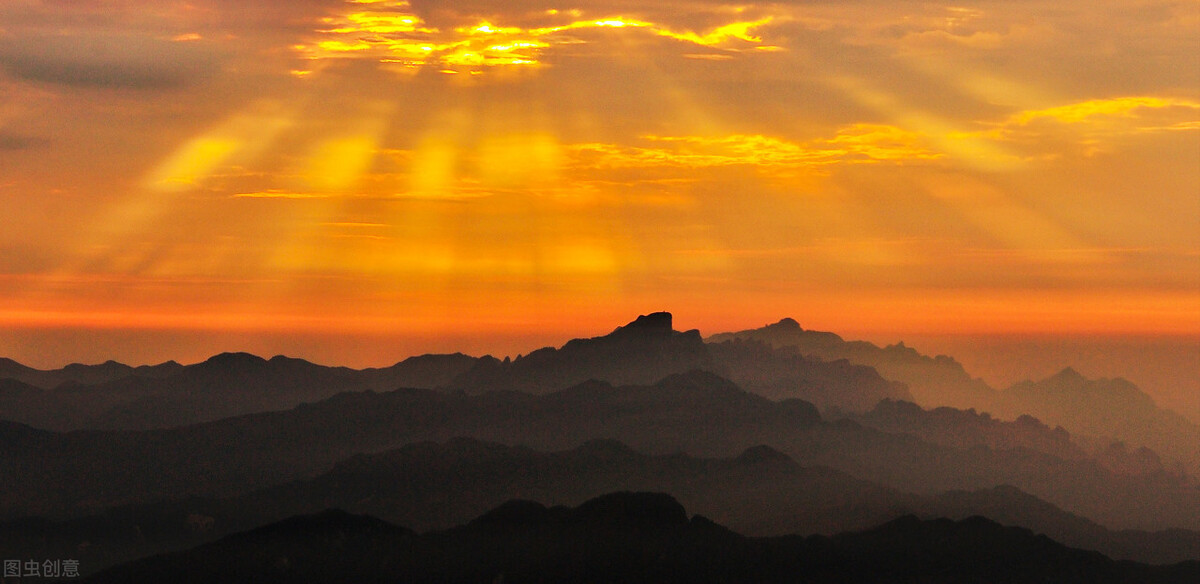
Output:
(146, 138), (240, 191)
(296, 1), (779, 74)
(477, 134), (563, 187)
(306, 136), (379, 191)
(1009, 97), (1200, 125)
(143, 103), (295, 192)
(569, 128), (940, 171)
(830, 76), (1024, 171)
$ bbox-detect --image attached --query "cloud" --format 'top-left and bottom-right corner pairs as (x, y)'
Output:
(0, 32), (221, 89)
(293, 0), (781, 75)
(970, 96), (1200, 157)
(568, 126), (941, 172)
(0, 131), (48, 150)
(1005, 96), (1200, 125)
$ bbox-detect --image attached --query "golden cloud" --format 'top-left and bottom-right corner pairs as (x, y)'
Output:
(569, 126), (941, 172)
(293, 0), (780, 74)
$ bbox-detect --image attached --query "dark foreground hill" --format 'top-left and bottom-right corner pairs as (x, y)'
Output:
(85, 493), (1199, 584)
(7, 439), (1198, 575)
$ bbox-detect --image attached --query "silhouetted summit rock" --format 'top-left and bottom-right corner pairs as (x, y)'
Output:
(448, 312), (714, 393)
(611, 311), (675, 335)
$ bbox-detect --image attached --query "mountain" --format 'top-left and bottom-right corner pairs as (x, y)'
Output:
(706, 319), (1200, 478)
(1, 439), (909, 575)
(85, 494), (1199, 584)
(920, 485), (1200, 566)
(4, 368), (1198, 533)
(447, 312), (716, 392)
(0, 313), (919, 430)
(847, 399), (1087, 462)
(706, 338), (913, 412)
(0, 358), (181, 389)
(0, 353), (368, 430)
(0, 352), (481, 431)
(356, 353), (478, 391)
(999, 368), (1200, 478)
(707, 318), (996, 410)
(8, 437), (1196, 577)
(202, 438), (909, 537)
(0, 370), (820, 519)
(445, 312), (909, 413)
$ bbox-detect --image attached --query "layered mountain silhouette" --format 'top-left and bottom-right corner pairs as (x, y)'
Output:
(707, 318), (996, 409)
(2, 369), (1196, 534)
(847, 399), (1086, 463)
(707, 318), (1200, 478)
(448, 312), (716, 392)
(7, 438), (1196, 577)
(84, 493), (1199, 584)
(3, 311), (1199, 579)
(0, 352), (477, 431)
(0, 313), (918, 432)
(707, 337), (912, 411)
(997, 368), (1200, 478)
(0, 357), (183, 389)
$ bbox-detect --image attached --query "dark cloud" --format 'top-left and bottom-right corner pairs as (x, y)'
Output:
(0, 33), (222, 89)
(0, 132), (49, 150)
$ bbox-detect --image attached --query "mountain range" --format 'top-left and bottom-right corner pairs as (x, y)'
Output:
(7, 437), (1198, 577)
(82, 493), (1200, 584)
(2, 311), (1198, 578)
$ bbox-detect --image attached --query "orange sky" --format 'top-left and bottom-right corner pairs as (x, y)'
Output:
(0, 0), (1197, 368)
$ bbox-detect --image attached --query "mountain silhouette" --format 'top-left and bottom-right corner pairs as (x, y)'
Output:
(84, 494), (1199, 584)
(3, 312), (1199, 576)
(999, 368), (1200, 478)
(708, 337), (913, 412)
(0, 352), (479, 431)
(707, 318), (996, 409)
(0, 357), (182, 389)
(706, 318), (1200, 478)
(5, 438), (1199, 576)
(0, 313), (927, 430)
(448, 312), (716, 392)
(847, 399), (1086, 461)
(3, 366), (1198, 534)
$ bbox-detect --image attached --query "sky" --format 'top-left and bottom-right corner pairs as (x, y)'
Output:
(0, 1), (1197, 391)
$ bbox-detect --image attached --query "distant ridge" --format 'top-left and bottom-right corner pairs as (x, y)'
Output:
(999, 368), (1200, 479)
(706, 317), (995, 410)
(0, 352), (478, 431)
